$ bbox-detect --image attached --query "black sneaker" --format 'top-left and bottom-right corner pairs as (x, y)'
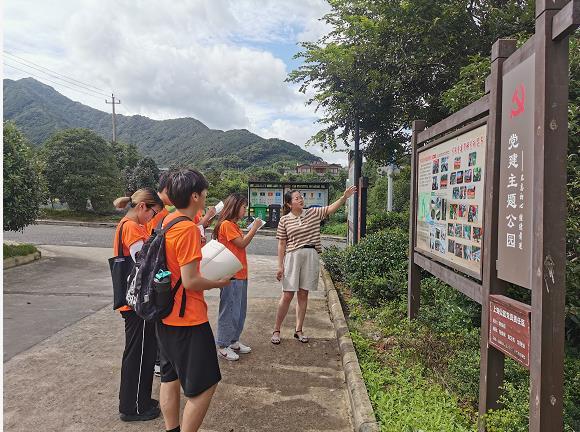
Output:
(119, 404), (160, 422)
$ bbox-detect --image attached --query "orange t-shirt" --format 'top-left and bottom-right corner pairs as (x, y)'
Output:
(218, 220), (248, 280)
(145, 207), (170, 235)
(161, 211), (207, 326)
(194, 210), (203, 224)
(113, 217), (148, 312)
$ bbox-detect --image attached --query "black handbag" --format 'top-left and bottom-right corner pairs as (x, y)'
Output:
(108, 221), (134, 309)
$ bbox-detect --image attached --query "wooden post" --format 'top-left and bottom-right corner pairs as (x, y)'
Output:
(529, 2), (569, 430)
(358, 176), (368, 240)
(478, 39), (516, 429)
(408, 120), (426, 320)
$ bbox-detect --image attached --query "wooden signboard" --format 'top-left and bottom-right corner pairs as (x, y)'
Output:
(496, 53), (536, 289)
(407, 2), (577, 430)
(489, 295), (532, 369)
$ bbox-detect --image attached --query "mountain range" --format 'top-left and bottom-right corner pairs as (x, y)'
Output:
(3, 78), (320, 169)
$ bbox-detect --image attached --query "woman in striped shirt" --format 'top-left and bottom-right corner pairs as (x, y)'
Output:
(271, 185), (356, 344)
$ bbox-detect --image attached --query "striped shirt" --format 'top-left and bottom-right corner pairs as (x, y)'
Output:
(276, 206), (329, 253)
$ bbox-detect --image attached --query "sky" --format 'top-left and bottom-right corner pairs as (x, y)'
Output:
(3, 0), (349, 166)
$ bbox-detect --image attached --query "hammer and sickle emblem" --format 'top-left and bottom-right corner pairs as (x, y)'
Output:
(510, 83), (526, 118)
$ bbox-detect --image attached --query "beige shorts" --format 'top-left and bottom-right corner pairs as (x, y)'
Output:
(282, 248), (320, 292)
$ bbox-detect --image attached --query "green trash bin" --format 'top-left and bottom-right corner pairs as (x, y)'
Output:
(252, 204), (268, 221)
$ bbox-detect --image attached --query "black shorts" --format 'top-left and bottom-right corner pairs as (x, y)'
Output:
(156, 321), (221, 397)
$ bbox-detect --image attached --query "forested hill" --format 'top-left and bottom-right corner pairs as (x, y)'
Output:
(3, 78), (320, 169)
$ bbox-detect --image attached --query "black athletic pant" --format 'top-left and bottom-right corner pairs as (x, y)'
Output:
(119, 310), (157, 415)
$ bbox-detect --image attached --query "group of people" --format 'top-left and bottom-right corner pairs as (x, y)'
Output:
(111, 168), (356, 432)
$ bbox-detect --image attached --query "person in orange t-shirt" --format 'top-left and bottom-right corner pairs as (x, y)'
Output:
(212, 193), (262, 361)
(156, 169), (231, 432)
(146, 171), (174, 236)
(147, 171), (217, 242)
(112, 188), (163, 422)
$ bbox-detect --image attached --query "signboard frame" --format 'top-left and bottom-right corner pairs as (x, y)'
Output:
(414, 119), (488, 281)
(407, 2), (577, 428)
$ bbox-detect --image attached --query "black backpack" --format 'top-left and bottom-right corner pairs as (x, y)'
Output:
(108, 220), (134, 310)
(125, 215), (191, 321)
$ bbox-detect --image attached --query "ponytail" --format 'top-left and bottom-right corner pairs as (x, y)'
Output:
(113, 196), (132, 209)
(113, 188), (163, 210)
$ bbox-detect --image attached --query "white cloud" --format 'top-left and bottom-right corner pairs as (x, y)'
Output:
(3, 0), (335, 155)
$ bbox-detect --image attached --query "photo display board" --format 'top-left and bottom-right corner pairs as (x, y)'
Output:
(249, 187), (283, 206)
(415, 124), (487, 278)
(285, 186), (328, 208)
(248, 183), (329, 208)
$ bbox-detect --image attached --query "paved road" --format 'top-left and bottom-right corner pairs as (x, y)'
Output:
(4, 224), (345, 255)
(3, 245), (351, 431)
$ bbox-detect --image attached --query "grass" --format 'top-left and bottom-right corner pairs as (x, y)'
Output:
(39, 208), (122, 222)
(3, 243), (39, 259)
(320, 221), (347, 236)
(352, 330), (476, 432)
(337, 284), (478, 432)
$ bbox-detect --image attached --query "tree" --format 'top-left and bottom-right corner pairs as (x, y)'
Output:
(111, 140), (141, 172)
(288, 0), (535, 163)
(126, 157), (160, 194)
(3, 121), (47, 231)
(42, 128), (122, 213)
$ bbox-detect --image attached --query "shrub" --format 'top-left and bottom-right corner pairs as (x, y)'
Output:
(3, 121), (47, 232)
(366, 210), (409, 235)
(321, 245), (345, 282)
(419, 277), (481, 333)
(3, 243), (38, 258)
(342, 228), (409, 304)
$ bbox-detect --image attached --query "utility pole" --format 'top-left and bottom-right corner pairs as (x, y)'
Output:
(353, 117), (361, 244)
(105, 93), (121, 143)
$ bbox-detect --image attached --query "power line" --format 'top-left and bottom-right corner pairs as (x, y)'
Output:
(3, 62), (106, 100)
(3, 51), (107, 93)
(4, 51), (107, 93)
(3, 54), (107, 97)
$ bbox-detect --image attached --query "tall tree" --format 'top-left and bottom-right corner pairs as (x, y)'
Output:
(3, 121), (47, 231)
(288, 0), (535, 162)
(42, 128), (122, 212)
(126, 157), (160, 194)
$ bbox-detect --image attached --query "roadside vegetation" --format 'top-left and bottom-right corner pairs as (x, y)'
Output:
(3, 243), (39, 259)
(322, 222), (579, 431)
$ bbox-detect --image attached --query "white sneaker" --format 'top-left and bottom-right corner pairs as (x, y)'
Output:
(218, 347), (239, 361)
(230, 341), (252, 354)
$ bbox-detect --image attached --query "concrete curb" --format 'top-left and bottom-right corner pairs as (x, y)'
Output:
(321, 265), (380, 432)
(34, 219), (347, 242)
(4, 251), (41, 269)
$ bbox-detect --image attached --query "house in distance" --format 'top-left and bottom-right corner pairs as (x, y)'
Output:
(296, 161), (343, 176)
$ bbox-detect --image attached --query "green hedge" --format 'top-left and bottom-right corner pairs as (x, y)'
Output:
(4, 243), (38, 259)
(366, 210), (409, 235)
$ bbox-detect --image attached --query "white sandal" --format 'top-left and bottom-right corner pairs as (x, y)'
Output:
(271, 330), (281, 345)
(293, 329), (309, 343)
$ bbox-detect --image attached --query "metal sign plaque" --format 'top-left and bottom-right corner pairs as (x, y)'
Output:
(489, 295), (531, 369)
(497, 54), (535, 289)
(415, 124), (487, 279)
